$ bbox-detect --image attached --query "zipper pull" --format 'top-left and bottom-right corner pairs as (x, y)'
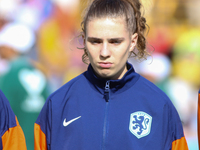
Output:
(104, 81), (110, 102)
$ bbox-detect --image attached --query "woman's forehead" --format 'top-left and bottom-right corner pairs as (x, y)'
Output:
(87, 16), (126, 23)
(85, 17), (130, 38)
(86, 17), (127, 30)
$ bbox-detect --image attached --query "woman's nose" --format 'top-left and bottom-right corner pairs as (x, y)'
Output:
(100, 43), (111, 58)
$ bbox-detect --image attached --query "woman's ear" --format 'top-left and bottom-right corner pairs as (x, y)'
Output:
(129, 33), (138, 52)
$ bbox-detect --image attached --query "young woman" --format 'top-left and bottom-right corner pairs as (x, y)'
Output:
(34, 0), (188, 149)
(0, 90), (27, 150)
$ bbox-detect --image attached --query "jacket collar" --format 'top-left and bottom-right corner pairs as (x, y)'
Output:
(84, 62), (140, 94)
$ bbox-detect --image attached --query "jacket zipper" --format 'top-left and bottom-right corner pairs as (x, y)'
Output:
(102, 81), (110, 150)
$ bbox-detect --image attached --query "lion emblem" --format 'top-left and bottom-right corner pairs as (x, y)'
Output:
(129, 111), (152, 139)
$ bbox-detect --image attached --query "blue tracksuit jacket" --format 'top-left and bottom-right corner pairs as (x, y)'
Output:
(35, 62), (188, 150)
(0, 90), (27, 150)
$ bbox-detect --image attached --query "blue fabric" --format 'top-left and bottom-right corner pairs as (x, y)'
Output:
(36, 62), (185, 150)
(0, 89), (17, 149)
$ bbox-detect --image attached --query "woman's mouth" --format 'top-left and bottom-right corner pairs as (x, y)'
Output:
(99, 62), (112, 68)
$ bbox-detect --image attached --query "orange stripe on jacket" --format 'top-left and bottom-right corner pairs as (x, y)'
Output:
(198, 92), (200, 150)
(2, 116), (27, 150)
(172, 136), (188, 150)
(34, 123), (47, 150)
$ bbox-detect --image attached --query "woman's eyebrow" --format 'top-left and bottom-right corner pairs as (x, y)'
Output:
(87, 37), (125, 41)
(87, 37), (102, 41)
(108, 37), (125, 41)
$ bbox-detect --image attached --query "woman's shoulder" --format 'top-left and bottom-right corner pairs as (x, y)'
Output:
(47, 73), (87, 102)
(136, 75), (171, 102)
(0, 90), (10, 108)
(133, 75), (179, 115)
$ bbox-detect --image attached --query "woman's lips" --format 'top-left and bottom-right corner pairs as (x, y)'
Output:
(99, 62), (112, 68)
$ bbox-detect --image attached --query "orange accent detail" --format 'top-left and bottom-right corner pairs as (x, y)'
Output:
(34, 123), (47, 150)
(172, 136), (188, 150)
(198, 93), (200, 150)
(2, 116), (27, 150)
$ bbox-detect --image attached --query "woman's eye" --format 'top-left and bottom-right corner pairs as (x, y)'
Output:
(92, 41), (100, 44)
(87, 38), (102, 45)
(89, 40), (101, 45)
(110, 40), (121, 44)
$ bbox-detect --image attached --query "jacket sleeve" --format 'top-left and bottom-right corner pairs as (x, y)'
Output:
(171, 136), (188, 150)
(198, 90), (200, 150)
(0, 90), (27, 150)
(34, 98), (52, 150)
(168, 99), (188, 150)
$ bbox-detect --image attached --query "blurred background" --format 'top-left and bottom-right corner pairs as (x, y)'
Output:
(0, 0), (199, 149)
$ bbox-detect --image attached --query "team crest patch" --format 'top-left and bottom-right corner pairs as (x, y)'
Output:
(129, 111), (152, 139)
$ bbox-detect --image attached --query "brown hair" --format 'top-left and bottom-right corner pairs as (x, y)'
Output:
(80, 0), (150, 64)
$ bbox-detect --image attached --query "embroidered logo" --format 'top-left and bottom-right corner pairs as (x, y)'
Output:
(129, 111), (152, 139)
(63, 116), (81, 127)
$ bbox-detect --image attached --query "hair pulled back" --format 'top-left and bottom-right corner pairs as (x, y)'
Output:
(81, 0), (149, 64)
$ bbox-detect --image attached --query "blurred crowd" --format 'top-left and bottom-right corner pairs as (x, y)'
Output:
(0, 0), (199, 149)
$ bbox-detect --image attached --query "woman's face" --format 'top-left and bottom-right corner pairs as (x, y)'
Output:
(85, 17), (138, 80)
